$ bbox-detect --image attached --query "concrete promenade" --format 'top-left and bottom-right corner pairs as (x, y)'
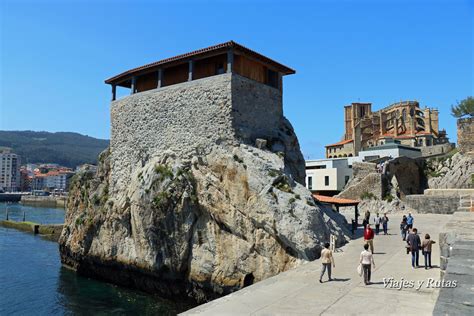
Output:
(183, 214), (452, 315)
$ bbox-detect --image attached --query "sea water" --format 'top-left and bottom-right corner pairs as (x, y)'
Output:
(0, 203), (182, 315)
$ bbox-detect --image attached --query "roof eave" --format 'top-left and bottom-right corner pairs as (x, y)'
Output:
(104, 41), (295, 85)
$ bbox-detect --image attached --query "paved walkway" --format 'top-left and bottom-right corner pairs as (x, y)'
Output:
(183, 214), (451, 315)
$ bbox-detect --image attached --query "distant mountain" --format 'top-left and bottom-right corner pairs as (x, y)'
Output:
(0, 131), (109, 168)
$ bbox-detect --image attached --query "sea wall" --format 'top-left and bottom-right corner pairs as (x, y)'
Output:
(0, 220), (63, 241)
(21, 195), (66, 208)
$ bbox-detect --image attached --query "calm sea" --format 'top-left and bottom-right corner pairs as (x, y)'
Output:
(0, 203), (182, 315)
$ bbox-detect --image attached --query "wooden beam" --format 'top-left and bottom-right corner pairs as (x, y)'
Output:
(111, 84), (116, 101)
(188, 60), (193, 81)
(157, 69), (163, 88)
(227, 48), (233, 73)
(130, 77), (136, 95)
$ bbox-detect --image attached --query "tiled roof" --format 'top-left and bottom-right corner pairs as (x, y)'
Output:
(325, 139), (353, 147)
(105, 41), (295, 84)
(313, 194), (359, 205)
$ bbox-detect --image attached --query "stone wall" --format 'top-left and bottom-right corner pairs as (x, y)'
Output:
(419, 143), (455, 157)
(231, 75), (282, 142)
(110, 73), (283, 192)
(435, 212), (474, 315)
(404, 195), (460, 214)
(457, 117), (474, 154)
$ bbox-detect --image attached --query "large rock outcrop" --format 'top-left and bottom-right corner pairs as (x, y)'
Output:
(59, 73), (349, 304)
(427, 152), (474, 189)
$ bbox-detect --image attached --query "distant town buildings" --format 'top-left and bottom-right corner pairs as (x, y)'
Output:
(325, 101), (450, 158)
(0, 147), (20, 192)
(0, 148), (91, 192)
(32, 166), (75, 192)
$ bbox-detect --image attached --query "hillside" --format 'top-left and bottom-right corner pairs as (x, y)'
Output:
(0, 131), (109, 168)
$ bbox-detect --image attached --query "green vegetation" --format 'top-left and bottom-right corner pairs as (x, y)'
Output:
(75, 215), (85, 226)
(294, 194), (301, 200)
(273, 177), (293, 193)
(0, 131), (108, 168)
(383, 194), (394, 203)
(360, 191), (377, 200)
(288, 197), (296, 204)
(451, 96), (474, 118)
(153, 191), (171, 208)
(154, 164), (173, 180)
(268, 169), (280, 177)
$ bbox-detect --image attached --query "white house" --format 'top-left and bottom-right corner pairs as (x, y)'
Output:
(305, 158), (353, 194)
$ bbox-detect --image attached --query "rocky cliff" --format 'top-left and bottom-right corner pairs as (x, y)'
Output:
(59, 74), (349, 304)
(427, 152), (474, 189)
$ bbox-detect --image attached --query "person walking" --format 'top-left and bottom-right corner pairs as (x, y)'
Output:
(364, 210), (371, 228)
(422, 234), (436, 269)
(319, 242), (335, 283)
(364, 224), (375, 253)
(382, 213), (389, 235)
(360, 243), (375, 285)
(406, 213), (414, 230)
(406, 228), (421, 268)
(400, 215), (408, 241)
(374, 213), (381, 235)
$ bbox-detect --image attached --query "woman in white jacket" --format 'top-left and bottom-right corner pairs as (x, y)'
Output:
(360, 243), (375, 285)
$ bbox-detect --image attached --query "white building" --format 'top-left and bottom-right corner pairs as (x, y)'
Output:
(349, 139), (421, 163)
(33, 171), (73, 191)
(0, 147), (20, 192)
(305, 158), (353, 194)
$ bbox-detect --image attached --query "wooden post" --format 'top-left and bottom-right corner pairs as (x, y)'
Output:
(227, 48), (233, 73)
(111, 84), (116, 101)
(355, 205), (359, 226)
(157, 69), (163, 88)
(188, 60), (193, 81)
(130, 77), (136, 95)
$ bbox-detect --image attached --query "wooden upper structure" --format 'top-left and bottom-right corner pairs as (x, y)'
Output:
(105, 41), (295, 100)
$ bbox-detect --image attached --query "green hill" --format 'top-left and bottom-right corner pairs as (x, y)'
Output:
(0, 131), (109, 168)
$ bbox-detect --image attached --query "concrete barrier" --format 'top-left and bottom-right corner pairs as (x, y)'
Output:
(435, 212), (474, 315)
(405, 189), (474, 214)
(0, 220), (63, 241)
(21, 195), (66, 208)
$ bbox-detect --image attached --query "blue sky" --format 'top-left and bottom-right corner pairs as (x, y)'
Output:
(1, 0), (473, 159)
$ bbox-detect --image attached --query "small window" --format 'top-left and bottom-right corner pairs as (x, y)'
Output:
(307, 176), (313, 190)
(267, 69), (279, 88)
(325, 176), (329, 186)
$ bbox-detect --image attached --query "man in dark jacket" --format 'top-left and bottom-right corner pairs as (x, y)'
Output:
(406, 228), (421, 268)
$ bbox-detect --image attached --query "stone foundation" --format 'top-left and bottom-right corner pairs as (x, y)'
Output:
(457, 117), (474, 154)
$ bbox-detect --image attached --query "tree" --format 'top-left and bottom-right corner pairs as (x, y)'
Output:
(451, 96), (474, 118)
